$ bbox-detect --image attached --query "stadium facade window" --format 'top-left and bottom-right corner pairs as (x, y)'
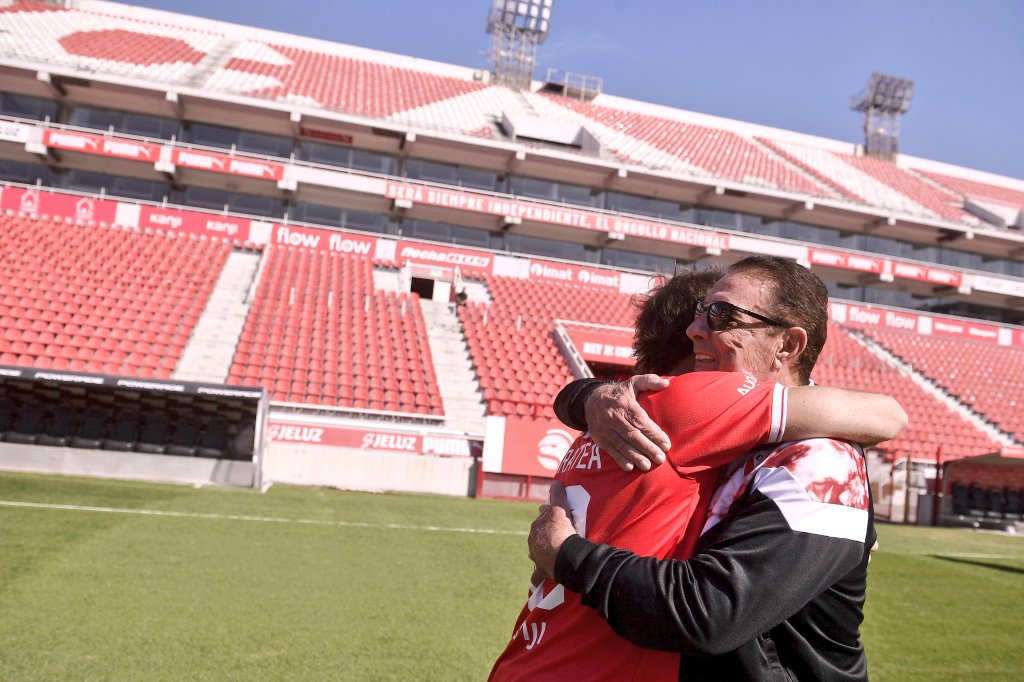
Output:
(67, 106), (120, 132)
(350, 149), (397, 175)
(227, 193), (286, 219)
(297, 141), (397, 175)
(0, 92), (58, 121)
(403, 219), (491, 249)
(605, 191), (689, 222)
(64, 170), (169, 202)
(695, 208), (741, 231)
(503, 232), (588, 262)
(185, 123), (293, 158)
(342, 209), (390, 234)
(169, 186), (285, 218)
(0, 159), (56, 186)
(405, 158), (499, 191)
(508, 175), (597, 207)
(110, 175), (169, 202)
(297, 140), (348, 167)
(601, 247), (677, 274)
(292, 201), (345, 227)
(291, 202), (391, 234)
(738, 213), (763, 232)
(64, 170), (108, 194)
(173, 186), (232, 212)
(68, 106), (179, 140)
(121, 112), (180, 140)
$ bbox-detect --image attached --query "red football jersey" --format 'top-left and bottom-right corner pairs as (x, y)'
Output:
(489, 371), (788, 682)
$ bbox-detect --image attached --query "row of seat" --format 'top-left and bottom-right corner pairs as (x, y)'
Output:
(460, 273), (638, 419)
(861, 329), (1024, 442)
(949, 482), (1024, 520)
(0, 214), (229, 378)
(915, 169), (1024, 212)
(812, 323), (1002, 461)
(229, 247), (443, 413)
(0, 396), (249, 460)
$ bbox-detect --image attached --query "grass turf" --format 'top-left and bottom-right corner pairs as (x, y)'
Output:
(1, 471), (1022, 680)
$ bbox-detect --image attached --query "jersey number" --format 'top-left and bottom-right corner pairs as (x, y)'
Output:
(526, 485), (590, 613)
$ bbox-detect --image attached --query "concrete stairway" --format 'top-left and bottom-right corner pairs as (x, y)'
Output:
(173, 249), (261, 384)
(418, 298), (487, 436)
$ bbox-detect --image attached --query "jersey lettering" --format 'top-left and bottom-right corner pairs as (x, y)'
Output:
(556, 439), (603, 475)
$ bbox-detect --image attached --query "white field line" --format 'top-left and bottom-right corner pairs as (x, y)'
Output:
(0, 500), (527, 537)
(929, 553), (1023, 560)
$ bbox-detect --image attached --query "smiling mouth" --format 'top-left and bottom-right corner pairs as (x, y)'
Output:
(694, 354), (716, 364)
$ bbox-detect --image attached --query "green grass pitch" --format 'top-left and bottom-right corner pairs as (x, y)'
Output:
(1, 471), (1022, 680)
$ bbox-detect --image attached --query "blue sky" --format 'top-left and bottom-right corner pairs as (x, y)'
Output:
(130, 0), (1023, 180)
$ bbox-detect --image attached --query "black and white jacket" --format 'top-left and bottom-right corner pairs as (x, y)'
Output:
(555, 438), (875, 681)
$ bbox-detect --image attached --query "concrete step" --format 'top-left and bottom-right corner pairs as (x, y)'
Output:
(174, 250), (261, 384)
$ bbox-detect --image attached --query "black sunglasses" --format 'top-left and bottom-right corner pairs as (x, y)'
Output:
(694, 300), (788, 331)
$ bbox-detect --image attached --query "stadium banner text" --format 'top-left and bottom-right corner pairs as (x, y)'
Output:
(830, 303), (1007, 345)
(136, 205), (258, 241)
(809, 248), (885, 274)
(565, 328), (636, 365)
(272, 224), (377, 256)
(394, 239), (493, 274)
(891, 261), (963, 288)
(43, 129), (161, 162)
(384, 181), (729, 250)
(170, 148), (285, 181)
(268, 420), (479, 457)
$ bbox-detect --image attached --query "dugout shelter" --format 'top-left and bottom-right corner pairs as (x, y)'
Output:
(0, 364), (267, 488)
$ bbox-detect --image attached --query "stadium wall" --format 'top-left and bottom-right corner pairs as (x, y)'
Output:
(0, 442), (257, 487)
(263, 444), (476, 497)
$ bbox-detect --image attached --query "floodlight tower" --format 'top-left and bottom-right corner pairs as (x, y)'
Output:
(486, 0), (553, 90)
(850, 72), (915, 161)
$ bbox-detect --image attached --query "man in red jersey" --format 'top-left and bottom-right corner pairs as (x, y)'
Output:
(490, 262), (905, 681)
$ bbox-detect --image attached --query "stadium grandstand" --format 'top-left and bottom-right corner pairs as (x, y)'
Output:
(0, 0), (1022, 524)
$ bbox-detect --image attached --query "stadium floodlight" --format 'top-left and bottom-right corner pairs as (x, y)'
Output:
(486, 0), (554, 90)
(850, 72), (915, 161)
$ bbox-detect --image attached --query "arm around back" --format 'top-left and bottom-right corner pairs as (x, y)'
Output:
(783, 386), (908, 445)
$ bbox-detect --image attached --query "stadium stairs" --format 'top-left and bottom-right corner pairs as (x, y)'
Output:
(417, 297), (488, 436)
(174, 247), (262, 384)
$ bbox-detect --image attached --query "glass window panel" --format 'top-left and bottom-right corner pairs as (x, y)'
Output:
(351, 149), (396, 174)
(0, 93), (57, 121)
(503, 233), (587, 261)
(0, 159), (53, 184)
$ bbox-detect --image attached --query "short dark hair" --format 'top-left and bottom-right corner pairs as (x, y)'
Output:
(632, 266), (724, 374)
(728, 256), (828, 384)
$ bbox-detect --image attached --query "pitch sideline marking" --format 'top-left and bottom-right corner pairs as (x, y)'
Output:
(4, 501), (1020, 557)
(0, 500), (527, 537)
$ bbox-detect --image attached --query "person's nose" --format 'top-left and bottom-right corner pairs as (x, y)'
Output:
(687, 312), (708, 341)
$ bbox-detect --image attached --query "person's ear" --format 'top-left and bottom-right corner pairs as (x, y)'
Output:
(777, 326), (808, 367)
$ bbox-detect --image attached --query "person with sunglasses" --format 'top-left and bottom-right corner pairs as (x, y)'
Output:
(491, 259), (905, 681)
(527, 256), (893, 681)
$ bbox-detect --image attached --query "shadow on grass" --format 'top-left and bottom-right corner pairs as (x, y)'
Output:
(931, 555), (1024, 576)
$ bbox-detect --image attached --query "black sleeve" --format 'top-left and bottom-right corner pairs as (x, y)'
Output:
(552, 378), (609, 432)
(553, 490), (865, 656)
